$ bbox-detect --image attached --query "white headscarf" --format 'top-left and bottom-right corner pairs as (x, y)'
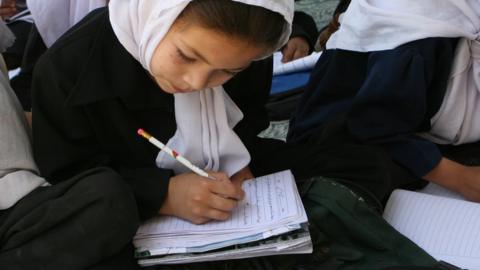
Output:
(109, 0), (293, 176)
(327, 0), (480, 145)
(327, 0), (479, 52)
(26, 0), (108, 47)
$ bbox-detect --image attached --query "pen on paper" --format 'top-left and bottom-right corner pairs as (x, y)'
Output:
(137, 128), (215, 180)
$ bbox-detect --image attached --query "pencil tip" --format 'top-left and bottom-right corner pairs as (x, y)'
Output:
(137, 128), (152, 140)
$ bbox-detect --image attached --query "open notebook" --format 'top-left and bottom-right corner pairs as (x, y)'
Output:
(383, 184), (480, 270)
(134, 170), (312, 266)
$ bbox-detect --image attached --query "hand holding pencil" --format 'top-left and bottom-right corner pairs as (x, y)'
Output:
(137, 128), (245, 224)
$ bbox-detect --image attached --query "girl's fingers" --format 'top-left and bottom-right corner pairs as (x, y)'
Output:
(209, 178), (244, 201)
(207, 192), (238, 212)
(204, 208), (231, 221)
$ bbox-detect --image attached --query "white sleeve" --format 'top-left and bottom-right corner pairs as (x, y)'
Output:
(0, 171), (47, 210)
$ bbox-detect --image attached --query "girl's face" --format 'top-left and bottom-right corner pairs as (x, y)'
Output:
(150, 20), (271, 94)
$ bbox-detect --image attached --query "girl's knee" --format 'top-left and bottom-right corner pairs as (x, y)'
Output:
(75, 167), (140, 231)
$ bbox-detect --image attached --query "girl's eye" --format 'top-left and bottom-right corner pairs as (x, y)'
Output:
(176, 48), (195, 63)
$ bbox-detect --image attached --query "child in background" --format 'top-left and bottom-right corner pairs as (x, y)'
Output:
(289, 0), (480, 203)
(315, 0), (351, 51)
(281, 0), (318, 63)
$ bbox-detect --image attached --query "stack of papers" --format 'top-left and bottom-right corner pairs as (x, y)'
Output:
(133, 170), (312, 265)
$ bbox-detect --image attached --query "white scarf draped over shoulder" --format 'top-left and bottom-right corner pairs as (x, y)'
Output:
(26, 0), (108, 47)
(109, 0), (293, 176)
(1, 21), (47, 210)
(327, 0), (480, 145)
(0, 57), (47, 210)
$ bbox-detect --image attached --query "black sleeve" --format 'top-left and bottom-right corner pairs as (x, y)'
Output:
(288, 38), (458, 179)
(225, 59), (273, 146)
(9, 23), (47, 111)
(224, 58), (303, 177)
(31, 55), (171, 220)
(291, 11), (319, 53)
(346, 39), (457, 177)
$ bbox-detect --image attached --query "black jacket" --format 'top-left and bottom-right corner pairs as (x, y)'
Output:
(288, 38), (458, 178)
(31, 8), (288, 220)
(291, 11), (318, 53)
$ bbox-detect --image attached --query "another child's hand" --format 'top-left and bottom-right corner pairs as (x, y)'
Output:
(455, 166), (480, 202)
(159, 172), (245, 224)
(281, 37), (310, 63)
(424, 158), (480, 202)
(0, 0), (17, 19)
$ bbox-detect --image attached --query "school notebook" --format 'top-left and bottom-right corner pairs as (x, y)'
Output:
(383, 184), (480, 270)
(133, 170), (312, 265)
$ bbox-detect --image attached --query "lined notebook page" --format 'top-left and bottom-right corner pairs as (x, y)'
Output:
(137, 170), (303, 236)
(383, 190), (480, 269)
(419, 183), (465, 200)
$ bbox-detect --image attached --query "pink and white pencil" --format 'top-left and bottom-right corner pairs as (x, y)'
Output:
(137, 128), (214, 179)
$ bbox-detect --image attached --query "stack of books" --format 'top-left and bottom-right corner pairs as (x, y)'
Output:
(133, 170), (312, 266)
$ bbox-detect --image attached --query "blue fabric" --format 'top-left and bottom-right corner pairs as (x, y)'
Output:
(288, 38), (458, 178)
(270, 71), (311, 95)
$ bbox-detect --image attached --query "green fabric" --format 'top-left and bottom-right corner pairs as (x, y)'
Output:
(147, 178), (438, 270)
(301, 177), (437, 270)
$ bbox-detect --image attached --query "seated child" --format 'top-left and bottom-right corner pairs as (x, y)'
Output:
(288, 0), (480, 203)
(0, 20), (139, 270)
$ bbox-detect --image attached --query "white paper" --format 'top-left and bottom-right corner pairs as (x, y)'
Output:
(383, 189), (480, 270)
(138, 229), (312, 266)
(419, 183), (465, 200)
(134, 170), (309, 256)
(273, 52), (322, 76)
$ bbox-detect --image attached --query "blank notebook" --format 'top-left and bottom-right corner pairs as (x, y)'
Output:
(134, 170), (312, 265)
(383, 184), (480, 270)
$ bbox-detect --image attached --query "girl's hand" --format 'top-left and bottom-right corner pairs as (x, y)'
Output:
(159, 172), (245, 224)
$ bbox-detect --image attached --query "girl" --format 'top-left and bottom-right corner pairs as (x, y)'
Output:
(32, 0), (292, 225)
